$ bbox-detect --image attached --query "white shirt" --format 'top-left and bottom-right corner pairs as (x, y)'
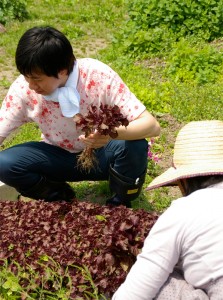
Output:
(112, 183), (223, 300)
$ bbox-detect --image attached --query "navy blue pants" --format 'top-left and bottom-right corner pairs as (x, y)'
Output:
(0, 140), (148, 192)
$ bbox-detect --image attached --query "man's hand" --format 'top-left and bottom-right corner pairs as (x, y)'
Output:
(79, 131), (110, 149)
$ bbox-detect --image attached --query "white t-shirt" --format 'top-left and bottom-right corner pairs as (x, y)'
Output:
(0, 58), (146, 153)
(112, 183), (223, 300)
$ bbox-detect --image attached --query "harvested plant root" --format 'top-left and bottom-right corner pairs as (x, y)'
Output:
(77, 148), (98, 172)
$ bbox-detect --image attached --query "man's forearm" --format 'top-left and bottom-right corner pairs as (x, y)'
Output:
(115, 110), (160, 140)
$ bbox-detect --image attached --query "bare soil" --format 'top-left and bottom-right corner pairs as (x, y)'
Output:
(155, 114), (184, 200)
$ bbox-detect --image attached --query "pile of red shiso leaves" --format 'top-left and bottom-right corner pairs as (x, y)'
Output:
(75, 103), (130, 172)
(0, 199), (159, 298)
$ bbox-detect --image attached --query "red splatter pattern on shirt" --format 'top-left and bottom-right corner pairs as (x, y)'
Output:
(87, 80), (96, 89)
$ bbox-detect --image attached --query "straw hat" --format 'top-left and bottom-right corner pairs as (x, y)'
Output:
(146, 120), (223, 191)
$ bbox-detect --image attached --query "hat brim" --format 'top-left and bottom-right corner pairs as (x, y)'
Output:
(146, 165), (223, 191)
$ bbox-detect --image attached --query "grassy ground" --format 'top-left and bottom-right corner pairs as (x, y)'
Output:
(0, 0), (179, 212)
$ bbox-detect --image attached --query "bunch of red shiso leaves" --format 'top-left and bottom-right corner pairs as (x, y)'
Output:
(75, 104), (129, 172)
(0, 199), (158, 299)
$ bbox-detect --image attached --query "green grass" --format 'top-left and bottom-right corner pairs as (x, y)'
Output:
(0, 257), (107, 300)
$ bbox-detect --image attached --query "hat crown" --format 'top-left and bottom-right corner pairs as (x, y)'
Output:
(173, 121), (223, 169)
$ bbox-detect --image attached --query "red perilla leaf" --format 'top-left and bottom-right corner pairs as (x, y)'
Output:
(76, 104), (129, 138)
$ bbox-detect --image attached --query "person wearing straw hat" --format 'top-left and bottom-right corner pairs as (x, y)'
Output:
(112, 120), (223, 300)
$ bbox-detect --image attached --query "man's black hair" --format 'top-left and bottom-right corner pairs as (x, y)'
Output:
(15, 26), (76, 77)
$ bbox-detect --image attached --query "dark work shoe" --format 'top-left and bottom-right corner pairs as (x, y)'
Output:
(45, 183), (76, 203)
(106, 195), (131, 208)
(19, 177), (76, 203)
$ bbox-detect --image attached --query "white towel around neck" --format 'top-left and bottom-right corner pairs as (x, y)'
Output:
(43, 62), (80, 118)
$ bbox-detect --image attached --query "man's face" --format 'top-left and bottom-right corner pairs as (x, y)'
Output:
(24, 70), (67, 95)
